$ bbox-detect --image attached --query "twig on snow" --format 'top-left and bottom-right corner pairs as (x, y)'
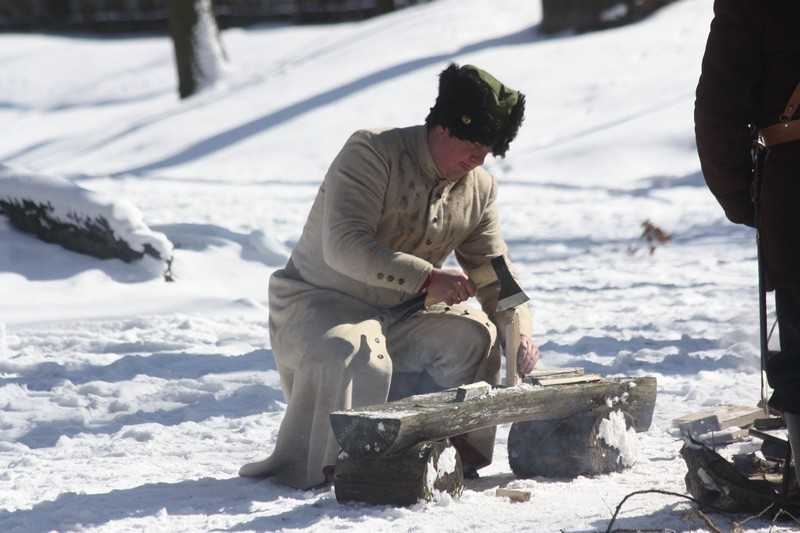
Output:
(604, 489), (720, 533)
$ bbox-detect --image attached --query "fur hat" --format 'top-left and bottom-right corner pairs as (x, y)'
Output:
(425, 63), (525, 157)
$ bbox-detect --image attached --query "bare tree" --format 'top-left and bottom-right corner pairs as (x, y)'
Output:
(168, 0), (228, 99)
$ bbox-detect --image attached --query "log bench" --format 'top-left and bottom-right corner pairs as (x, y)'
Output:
(330, 369), (657, 505)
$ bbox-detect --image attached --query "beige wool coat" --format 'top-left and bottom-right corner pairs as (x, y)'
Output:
(240, 125), (533, 489)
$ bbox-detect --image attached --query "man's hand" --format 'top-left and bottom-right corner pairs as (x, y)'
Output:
(426, 267), (477, 305)
(517, 335), (539, 375)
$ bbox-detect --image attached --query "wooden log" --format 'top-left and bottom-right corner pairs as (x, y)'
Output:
(334, 440), (463, 506)
(507, 409), (635, 478)
(330, 376), (656, 459)
(680, 444), (800, 515)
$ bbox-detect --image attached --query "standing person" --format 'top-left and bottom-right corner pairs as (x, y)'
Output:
(239, 63), (539, 490)
(695, 0), (800, 479)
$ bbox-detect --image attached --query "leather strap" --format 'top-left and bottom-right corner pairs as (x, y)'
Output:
(761, 119), (800, 147)
(780, 80), (800, 121)
(759, 80), (800, 148)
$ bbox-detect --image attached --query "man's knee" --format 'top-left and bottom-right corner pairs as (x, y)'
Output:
(428, 319), (493, 388)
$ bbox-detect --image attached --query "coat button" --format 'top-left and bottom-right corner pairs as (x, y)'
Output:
(387, 275), (394, 282)
(426, 239), (433, 245)
(398, 278), (405, 285)
(377, 273), (384, 280)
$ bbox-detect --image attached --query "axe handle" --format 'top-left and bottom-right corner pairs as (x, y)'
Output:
(505, 310), (521, 387)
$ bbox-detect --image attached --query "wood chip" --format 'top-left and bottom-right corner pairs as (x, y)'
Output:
(495, 488), (532, 502)
(455, 381), (491, 401)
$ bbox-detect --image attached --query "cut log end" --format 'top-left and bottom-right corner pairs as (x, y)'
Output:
(334, 440), (463, 506)
(508, 408), (637, 479)
(329, 414), (402, 458)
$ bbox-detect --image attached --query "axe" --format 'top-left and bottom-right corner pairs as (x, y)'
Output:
(388, 255), (529, 386)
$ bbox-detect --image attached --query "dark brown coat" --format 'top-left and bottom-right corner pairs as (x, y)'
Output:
(695, 0), (800, 290)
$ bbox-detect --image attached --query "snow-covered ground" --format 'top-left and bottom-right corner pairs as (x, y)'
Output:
(0, 0), (790, 531)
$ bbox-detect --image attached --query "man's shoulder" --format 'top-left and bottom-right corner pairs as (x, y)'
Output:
(347, 125), (423, 146)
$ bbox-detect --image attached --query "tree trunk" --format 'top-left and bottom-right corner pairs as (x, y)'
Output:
(168, 0), (227, 99)
(373, 0), (395, 16)
(540, 0), (667, 33)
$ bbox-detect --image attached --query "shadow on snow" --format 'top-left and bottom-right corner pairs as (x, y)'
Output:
(0, 476), (341, 532)
(1, 349), (282, 449)
(116, 26), (543, 176)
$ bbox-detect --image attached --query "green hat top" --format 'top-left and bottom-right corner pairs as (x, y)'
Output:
(460, 64), (520, 125)
(425, 63), (526, 157)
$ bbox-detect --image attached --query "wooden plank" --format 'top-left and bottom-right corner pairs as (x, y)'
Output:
(752, 417), (786, 430)
(695, 428), (751, 447)
(749, 428), (790, 461)
(749, 427), (789, 445)
(330, 376), (656, 459)
(673, 404), (762, 428)
(525, 367), (584, 379)
(672, 405), (762, 438)
(530, 374), (602, 387)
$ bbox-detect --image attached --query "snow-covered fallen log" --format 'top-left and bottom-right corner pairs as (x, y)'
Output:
(0, 164), (173, 280)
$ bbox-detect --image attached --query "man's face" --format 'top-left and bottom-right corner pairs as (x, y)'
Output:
(428, 125), (493, 181)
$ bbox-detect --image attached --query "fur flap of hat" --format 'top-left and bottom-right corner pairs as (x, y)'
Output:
(425, 63), (525, 157)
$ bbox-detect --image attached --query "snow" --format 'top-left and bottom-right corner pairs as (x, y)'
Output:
(597, 409), (640, 468)
(0, 0), (792, 531)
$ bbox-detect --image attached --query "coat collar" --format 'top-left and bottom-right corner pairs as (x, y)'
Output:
(412, 124), (449, 185)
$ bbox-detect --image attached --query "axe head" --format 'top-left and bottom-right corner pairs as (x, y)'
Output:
(490, 255), (529, 311)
